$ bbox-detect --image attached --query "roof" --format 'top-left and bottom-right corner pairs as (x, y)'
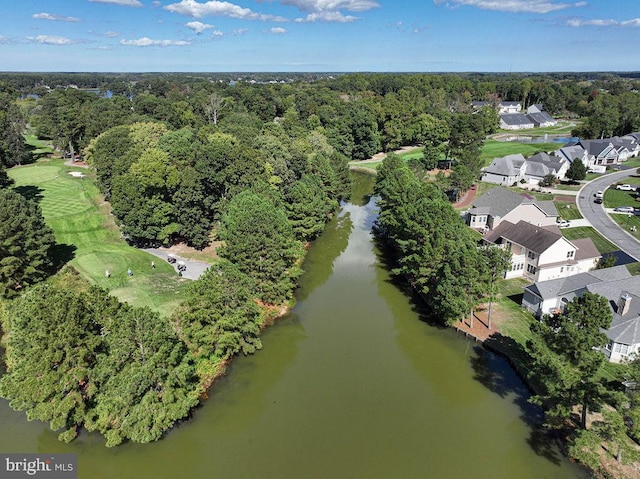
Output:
(485, 220), (564, 254)
(500, 113), (533, 126)
(468, 186), (528, 218)
(535, 200), (559, 217)
(571, 238), (601, 261)
(580, 139), (615, 157)
(484, 154), (526, 177)
(524, 265), (631, 300)
(555, 145), (586, 163)
(525, 161), (552, 178)
(527, 112), (556, 125)
(607, 289), (640, 345)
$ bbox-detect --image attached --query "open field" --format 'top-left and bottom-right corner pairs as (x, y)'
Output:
(8, 158), (190, 316)
(480, 139), (562, 167)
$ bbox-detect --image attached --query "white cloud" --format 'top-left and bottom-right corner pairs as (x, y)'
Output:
(294, 11), (358, 22)
(283, 0), (378, 22)
(120, 37), (192, 46)
(164, 0), (287, 21)
(105, 31), (120, 37)
(433, 0), (586, 14)
(281, 0), (379, 12)
(27, 35), (75, 45)
(270, 27), (287, 34)
(33, 12), (81, 22)
(186, 20), (214, 33)
(568, 17), (640, 27)
(89, 0), (143, 6)
(211, 30), (224, 36)
(232, 28), (248, 35)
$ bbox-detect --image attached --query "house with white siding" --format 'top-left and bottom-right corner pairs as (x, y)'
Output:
(465, 187), (558, 231)
(521, 266), (640, 363)
(484, 220), (600, 282)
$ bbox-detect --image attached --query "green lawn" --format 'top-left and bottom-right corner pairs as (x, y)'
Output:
(561, 226), (618, 254)
(480, 139), (562, 168)
(8, 159), (190, 316)
(603, 188), (640, 209)
(555, 200), (583, 220)
(609, 214), (640, 241)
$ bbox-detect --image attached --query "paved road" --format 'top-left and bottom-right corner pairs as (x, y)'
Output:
(577, 169), (640, 262)
(142, 248), (211, 280)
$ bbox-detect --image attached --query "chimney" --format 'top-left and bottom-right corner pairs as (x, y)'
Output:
(618, 293), (632, 316)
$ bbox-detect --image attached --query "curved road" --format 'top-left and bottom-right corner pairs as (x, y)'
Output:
(577, 168), (640, 262)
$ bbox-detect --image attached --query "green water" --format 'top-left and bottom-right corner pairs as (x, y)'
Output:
(0, 173), (586, 478)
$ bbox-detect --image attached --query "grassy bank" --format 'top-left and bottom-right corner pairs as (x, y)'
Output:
(8, 158), (189, 316)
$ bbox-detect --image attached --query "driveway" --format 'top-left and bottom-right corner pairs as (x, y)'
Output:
(142, 248), (211, 280)
(577, 169), (640, 262)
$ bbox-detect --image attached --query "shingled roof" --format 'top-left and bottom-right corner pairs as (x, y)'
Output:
(485, 220), (565, 254)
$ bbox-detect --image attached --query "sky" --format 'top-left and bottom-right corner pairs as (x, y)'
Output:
(0, 0), (638, 72)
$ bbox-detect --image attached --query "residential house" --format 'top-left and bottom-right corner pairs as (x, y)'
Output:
(610, 136), (640, 161)
(521, 266), (640, 363)
(499, 113), (535, 130)
(578, 139), (619, 166)
(482, 152), (568, 185)
(485, 220), (600, 282)
(465, 187), (558, 231)
(526, 105), (557, 127)
(472, 101), (521, 114)
(554, 144), (593, 170)
(481, 154), (527, 185)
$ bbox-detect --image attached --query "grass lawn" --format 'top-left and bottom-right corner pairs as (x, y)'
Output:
(561, 227), (618, 254)
(609, 214), (640, 241)
(24, 134), (55, 161)
(480, 139), (562, 168)
(8, 159), (190, 316)
(555, 200), (583, 220)
(603, 188), (640, 209)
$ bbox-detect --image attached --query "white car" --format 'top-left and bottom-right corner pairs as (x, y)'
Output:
(616, 184), (635, 191)
(595, 191), (604, 198)
(614, 206), (635, 213)
(556, 220), (570, 228)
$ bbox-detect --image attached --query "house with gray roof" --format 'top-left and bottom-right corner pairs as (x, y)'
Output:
(578, 139), (619, 166)
(554, 144), (592, 170)
(526, 112), (557, 128)
(525, 152), (569, 182)
(500, 113), (534, 130)
(482, 151), (569, 185)
(484, 220), (600, 282)
(465, 187), (559, 231)
(521, 266), (640, 363)
(473, 101), (521, 114)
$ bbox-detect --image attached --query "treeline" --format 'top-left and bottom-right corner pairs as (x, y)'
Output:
(373, 153), (510, 325)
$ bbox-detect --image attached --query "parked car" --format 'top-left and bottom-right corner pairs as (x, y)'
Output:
(595, 191), (604, 198)
(594, 197), (603, 204)
(556, 219), (570, 228)
(614, 206), (635, 213)
(616, 184), (635, 191)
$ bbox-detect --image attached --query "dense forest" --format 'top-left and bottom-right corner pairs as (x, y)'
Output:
(1, 72), (640, 453)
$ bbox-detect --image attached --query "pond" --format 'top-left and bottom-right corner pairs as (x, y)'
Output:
(0, 173), (587, 478)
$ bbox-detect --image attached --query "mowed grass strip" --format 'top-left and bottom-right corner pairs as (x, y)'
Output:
(562, 226), (618, 254)
(480, 139), (562, 168)
(8, 159), (191, 316)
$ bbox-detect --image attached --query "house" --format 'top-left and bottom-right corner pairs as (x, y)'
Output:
(499, 114), (534, 130)
(554, 144), (592, 170)
(610, 136), (640, 161)
(578, 139), (619, 166)
(521, 266), (640, 363)
(465, 187), (558, 231)
(526, 111), (557, 128)
(473, 101), (521, 114)
(484, 220), (600, 282)
(525, 152), (569, 182)
(481, 154), (527, 185)
(482, 152), (568, 185)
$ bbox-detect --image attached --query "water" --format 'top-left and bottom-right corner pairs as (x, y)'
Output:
(495, 134), (579, 144)
(0, 173), (586, 478)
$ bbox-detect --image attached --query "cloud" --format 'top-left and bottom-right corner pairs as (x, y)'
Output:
(89, 0), (143, 6)
(283, 0), (378, 22)
(105, 31), (120, 37)
(211, 30), (224, 37)
(27, 35), (76, 45)
(186, 20), (214, 33)
(294, 11), (358, 22)
(270, 27), (287, 34)
(120, 37), (192, 46)
(568, 17), (640, 27)
(164, 0), (287, 21)
(433, 0), (586, 14)
(232, 28), (248, 35)
(33, 12), (81, 22)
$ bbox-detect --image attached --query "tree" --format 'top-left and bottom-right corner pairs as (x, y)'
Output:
(527, 292), (612, 429)
(219, 191), (302, 304)
(539, 173), (558, 187)
(285, 175), (332, 241)
(481, 246), (512, 329)
(566, 160), (587, 182)
(0, 189), (56, 297)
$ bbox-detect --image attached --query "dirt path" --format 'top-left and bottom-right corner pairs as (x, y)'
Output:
(354, 145), (423, 164)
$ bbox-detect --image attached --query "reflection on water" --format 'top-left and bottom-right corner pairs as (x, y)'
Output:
(0, 172), (586, 478)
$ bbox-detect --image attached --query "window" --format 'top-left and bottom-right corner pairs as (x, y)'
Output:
(567, 250), (575, 258)
(528, 251), (536, 260)
(527, 264), (537, 275)
(621, 344), (630, 356)
(560, 267), (564, 273)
